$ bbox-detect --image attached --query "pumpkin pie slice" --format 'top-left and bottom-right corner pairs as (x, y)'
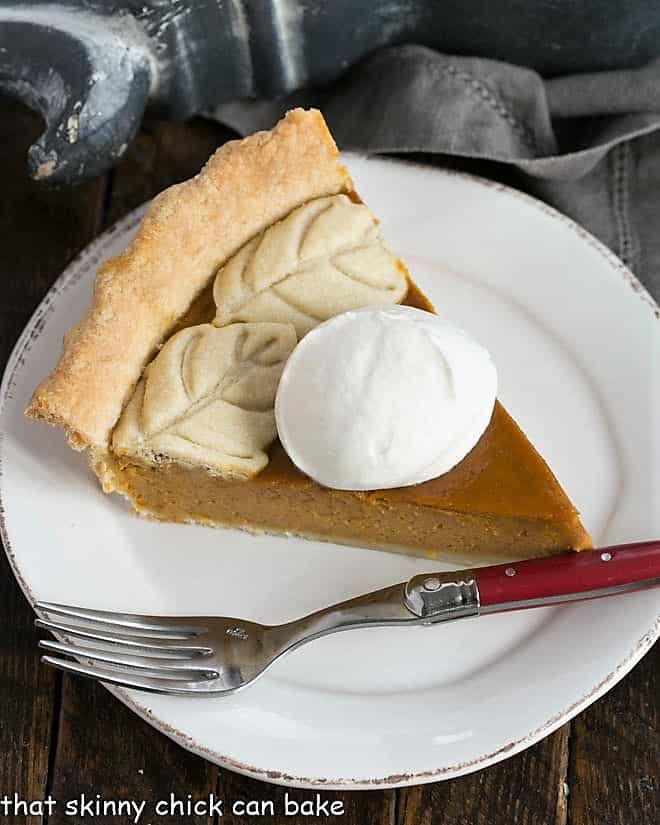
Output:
(26, 109), (591, 561)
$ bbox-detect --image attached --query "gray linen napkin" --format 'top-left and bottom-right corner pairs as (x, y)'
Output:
(213, 45), (660, 302)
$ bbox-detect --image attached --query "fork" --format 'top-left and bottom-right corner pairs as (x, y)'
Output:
(36, 540), (660, 696)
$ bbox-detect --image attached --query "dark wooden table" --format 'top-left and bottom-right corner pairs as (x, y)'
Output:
(1, 96), (658, 825)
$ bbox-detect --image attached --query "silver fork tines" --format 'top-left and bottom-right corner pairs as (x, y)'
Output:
(37, 601), (206, 635)
(38, 639), (219, 679)
(35, 601), (226, 695)
(34, 618), (212, 654)
(39, 656), (221, 696)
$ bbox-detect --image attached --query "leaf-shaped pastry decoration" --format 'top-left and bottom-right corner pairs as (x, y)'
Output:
(112, 322), (297, 479)
(213, 194), (408, 336)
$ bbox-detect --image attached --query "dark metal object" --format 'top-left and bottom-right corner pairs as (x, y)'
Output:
(0, 7), (152, 182)
(1, 0), (659, 185)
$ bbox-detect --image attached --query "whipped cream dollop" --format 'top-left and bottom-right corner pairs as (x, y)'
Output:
(274, 305), (498, 491)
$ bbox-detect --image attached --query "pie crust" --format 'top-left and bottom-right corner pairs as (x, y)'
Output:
(26, 109), (351, 449)
(213, 194), (408, 336)
(112, 322), (297, 479)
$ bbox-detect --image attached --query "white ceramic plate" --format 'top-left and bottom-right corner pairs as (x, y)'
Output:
(1, 157), (659, 789)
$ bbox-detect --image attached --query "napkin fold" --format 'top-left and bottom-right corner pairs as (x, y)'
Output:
(213, 45), (660, 301)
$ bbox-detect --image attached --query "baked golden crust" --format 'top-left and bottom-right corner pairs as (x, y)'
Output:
(26, 109), (352, 449)
(112, 322), (297, 479)
(213, 194), (408, 336)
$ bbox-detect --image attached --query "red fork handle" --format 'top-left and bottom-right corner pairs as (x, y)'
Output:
(476, 541), (660, 614)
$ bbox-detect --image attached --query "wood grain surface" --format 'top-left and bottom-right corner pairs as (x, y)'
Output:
(0, 95), (657, 825)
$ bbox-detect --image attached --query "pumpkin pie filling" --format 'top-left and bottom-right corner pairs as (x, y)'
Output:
(105, 397), (589, 561)
(104, 282), (589, 560)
